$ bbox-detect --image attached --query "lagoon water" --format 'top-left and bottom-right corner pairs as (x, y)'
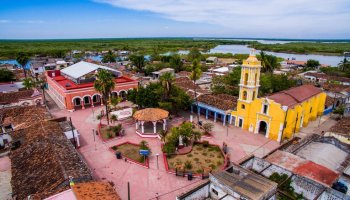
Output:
(0, 44), (345, 66)
(209, 45), (344, 66)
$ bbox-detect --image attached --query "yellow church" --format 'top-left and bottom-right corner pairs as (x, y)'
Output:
(230, 50), (326, 142)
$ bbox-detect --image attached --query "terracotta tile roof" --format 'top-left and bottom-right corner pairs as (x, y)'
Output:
(10, 120), (92, 200)
(0, 106), (51, 129)
(198, 94), (238, 111)
(72, 182), (121, 200)
(0, 89), (36, 104)
(322, 83), (350, 93)
(133, 108), (169, 121)
(329, 117), (350, 136)
(268, 85), (323, 107)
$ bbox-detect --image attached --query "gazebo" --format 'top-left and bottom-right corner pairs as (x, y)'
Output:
(133, 108), (169, 138)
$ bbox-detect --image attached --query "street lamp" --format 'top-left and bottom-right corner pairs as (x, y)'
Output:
(156, 153), (160, 169)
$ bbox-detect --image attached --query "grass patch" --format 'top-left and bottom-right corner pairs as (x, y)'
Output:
(167, 143), (224, 173)
(114, 143), (145, 163)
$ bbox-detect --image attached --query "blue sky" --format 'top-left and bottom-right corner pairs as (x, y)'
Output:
(0, 0), (349, 39)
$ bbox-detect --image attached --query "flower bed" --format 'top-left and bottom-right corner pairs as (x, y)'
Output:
(98, 123), (122, 142)
(163, 142), (228, 177)
(110, 141), (149, 168)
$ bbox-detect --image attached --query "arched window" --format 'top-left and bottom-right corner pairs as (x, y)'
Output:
(243, 91), (247, 100)
(252, 91), (256, 101)
(241, 104), (245, 109)
(244, 73), (248, 85)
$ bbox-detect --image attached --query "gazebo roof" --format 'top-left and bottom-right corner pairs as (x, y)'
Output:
(133, 108), (169, 122)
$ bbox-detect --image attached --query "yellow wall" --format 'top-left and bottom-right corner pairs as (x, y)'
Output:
(231, 92), (326, 142)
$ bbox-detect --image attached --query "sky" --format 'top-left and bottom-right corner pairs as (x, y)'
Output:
(0, 0), (349, 39)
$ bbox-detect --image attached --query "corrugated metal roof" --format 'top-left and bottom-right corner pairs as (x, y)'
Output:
(60, 61), (119, 79)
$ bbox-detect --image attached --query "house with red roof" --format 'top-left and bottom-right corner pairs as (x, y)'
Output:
(46, 61), (138, 111)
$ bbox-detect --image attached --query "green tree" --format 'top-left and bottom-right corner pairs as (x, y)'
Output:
(0, 69), (15, 82)
(187, 48), (202, 62)
(130, 55), (145, 72)
(306, 59), (320, 69)
(211, 67), (241, 96)
(94, 69), (115, 125)
(338, 58), (350, 72)
(159, 72), (175, 100)
(259, 74), (297, 96)
(23, 78), (38, 89)
(169, 54), (183, 72)
(16, 52), (30, 78)
(259, 51), (279, 73)
(190, 60), (202, 123)
(102, 50), (116, 63)
(110, 96), (121, 110)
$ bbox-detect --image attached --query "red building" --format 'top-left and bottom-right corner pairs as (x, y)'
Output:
(46, 61), (138, 111)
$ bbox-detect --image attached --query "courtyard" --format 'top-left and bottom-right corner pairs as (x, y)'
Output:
(50, 106), (279, 200)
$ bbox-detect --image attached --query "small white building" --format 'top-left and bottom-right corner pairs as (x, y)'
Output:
(152, 68), (175, 79)
(206, 56), (218, 64)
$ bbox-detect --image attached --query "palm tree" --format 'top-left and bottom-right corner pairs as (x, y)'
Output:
(130, 55), (145, 72)
(170, 54), (183, 72)
(94, 69), (115, 125)
(190, 59), (202, 123)
(159, 130), (167, 143)
(159, 72), (175, 100)
(16, 52), (30, 78)
(23, 78), (35, 89)
(338, 58), (349, 72)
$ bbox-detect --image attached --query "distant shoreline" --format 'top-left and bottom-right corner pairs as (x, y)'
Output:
(0, 37), (349, 43)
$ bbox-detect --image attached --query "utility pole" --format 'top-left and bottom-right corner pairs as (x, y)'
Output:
(92, 129), (96, 150)
(127, 182), (130, 200)
(69, 117), (77, 149)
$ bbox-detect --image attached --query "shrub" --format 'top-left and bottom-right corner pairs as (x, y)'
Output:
(202, 122), (214, 134)
(111, 146), (118, 150)
(163, 142), (176, 154)
(139, 140), (151, 154)
(202, 141), (209, 147)
(184, 160), (192, 170)
(209, 164), (216, 169)
(217, 161), (222, 166)
(194, 157), (199, 162)
(187, 154), (193, 157)
(202, 152), (207, 156)
(97, 114), (102, 120)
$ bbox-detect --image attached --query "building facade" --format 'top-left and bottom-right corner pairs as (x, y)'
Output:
(231, 51), (326, 142)
(46, 61), (138, 111)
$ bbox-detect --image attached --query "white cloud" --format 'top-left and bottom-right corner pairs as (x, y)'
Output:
(94, 0), (350, 38)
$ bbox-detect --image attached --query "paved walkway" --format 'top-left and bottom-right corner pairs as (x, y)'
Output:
(296, 115), (337, 139)
(50, 107), (279, 200)
(0, 156), (12, 200)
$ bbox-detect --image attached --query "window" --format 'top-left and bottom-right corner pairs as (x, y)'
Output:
(244, 73), (248, 85)
(241, 104), (245, 109)
(211, 188), (218, 196)
(310, 107), (312, 113)
(243, 91), (247, 100)
(252, 91), (256, 101)
(263, 104), (268, 114)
